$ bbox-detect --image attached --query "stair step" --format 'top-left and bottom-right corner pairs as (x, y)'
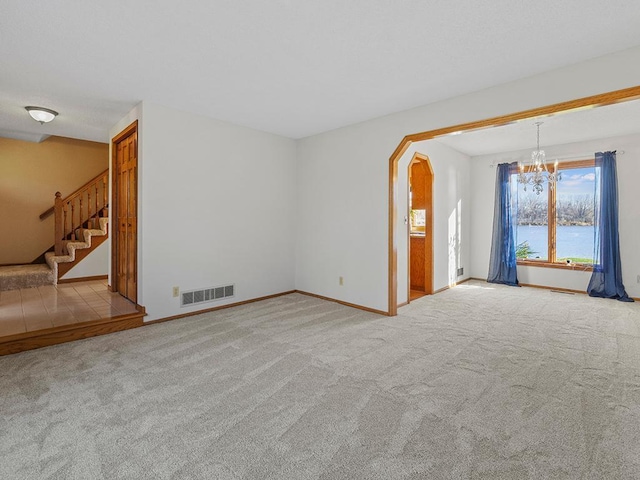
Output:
(0, 264), (54, 292)
(47, 215), (109, 281)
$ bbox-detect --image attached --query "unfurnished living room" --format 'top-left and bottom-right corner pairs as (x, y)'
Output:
(2, 2), (640, 479)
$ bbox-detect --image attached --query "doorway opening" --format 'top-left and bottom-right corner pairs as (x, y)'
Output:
(408, 153), (433, 301)
(387, 86), (640, 316)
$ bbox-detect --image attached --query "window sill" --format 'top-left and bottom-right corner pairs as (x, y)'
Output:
(517, 260), (593, 272)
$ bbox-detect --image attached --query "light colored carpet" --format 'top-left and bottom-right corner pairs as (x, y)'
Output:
(1, 281), (639, 479)
(0, 264), (54, 291)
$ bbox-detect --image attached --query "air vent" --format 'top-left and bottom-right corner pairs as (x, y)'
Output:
(457, 267), (464, 276)
(181, 284), (235, 307)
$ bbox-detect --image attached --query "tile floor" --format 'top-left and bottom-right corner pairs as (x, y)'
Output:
(0, 280), (138, 337)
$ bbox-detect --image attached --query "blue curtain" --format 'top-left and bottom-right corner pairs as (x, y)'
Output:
(487, 162), (519, 286)
(587, 151), (633, 302)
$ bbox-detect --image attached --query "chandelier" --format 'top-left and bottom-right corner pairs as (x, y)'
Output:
(517, 121), (560, 195)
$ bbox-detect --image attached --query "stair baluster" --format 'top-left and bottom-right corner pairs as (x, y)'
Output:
(54, 192), (63, 255)
(78, 197), (84, 240)
(64, 205), (69, 240)
(94, 184), (99, 228)
(70, 202), (76, 241)
(102, 177), (107, 214)
(88, 189), (93, 229)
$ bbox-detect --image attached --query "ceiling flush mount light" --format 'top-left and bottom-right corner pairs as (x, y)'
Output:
(25, 106), (58, 124)
(517, 121), (560, 195)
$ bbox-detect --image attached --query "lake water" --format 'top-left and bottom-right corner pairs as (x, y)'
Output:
(517, 225), (595, 261)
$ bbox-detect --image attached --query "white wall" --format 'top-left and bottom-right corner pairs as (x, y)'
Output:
(107, 47), (640, 319)
(132, 102), (296, 321)
(470, 133), (640, 298)
(295, 46), (640, 312)
(396, 141), (471, 304)
(60, 242), (108, 280)
(295, 124), (392, 311)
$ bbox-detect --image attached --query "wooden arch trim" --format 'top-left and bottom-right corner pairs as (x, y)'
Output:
(410, 152), (434, 174)
(388, 85), (640, 316)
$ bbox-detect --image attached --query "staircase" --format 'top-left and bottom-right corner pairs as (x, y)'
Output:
(0, 170), (109, 292)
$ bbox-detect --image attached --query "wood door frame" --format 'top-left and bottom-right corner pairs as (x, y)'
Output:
(387, 85), (640, 316)
(111, 120), (138, 301)
(407, 153), (434, 302)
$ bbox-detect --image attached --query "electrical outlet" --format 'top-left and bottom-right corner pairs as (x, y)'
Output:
(339, 276), (344, 286)
(172, 286), (179, 297)
(457, 267), (464, 276)
(637, 275), (640, 284)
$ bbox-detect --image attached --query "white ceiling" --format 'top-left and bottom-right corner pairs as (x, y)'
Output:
(2, 1), (640, 143)
(435, 98), (640, 157)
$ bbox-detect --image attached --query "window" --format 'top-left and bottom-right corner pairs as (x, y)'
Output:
(512, 160), (598, 266)
(410, 209), (426, 233)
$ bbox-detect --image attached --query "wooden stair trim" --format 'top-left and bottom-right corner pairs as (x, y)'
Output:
(39, 169), (109, 221)
(57, 233), (108, 279)
(0, 312), (145, 356)
(58, 274), (108, 284)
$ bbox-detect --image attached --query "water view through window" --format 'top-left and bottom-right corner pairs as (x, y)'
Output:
(516, 225), (595, 261)
(513, 165), (597, 264)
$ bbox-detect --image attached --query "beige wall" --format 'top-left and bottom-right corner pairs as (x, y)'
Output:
(0, 136), (108, 264)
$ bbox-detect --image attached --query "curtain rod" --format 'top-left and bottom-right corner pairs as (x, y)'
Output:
(490, 150), (625, 167)
(552, 150), (625, 162)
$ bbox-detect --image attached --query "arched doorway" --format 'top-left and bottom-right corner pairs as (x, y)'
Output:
(407, 153), (433, 301)
(387, 85), (640, 316)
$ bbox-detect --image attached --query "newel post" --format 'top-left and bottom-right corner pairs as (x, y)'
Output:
(54, 192), (63, 255)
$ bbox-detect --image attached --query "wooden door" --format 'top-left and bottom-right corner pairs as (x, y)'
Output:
(112, 122), (138, 303)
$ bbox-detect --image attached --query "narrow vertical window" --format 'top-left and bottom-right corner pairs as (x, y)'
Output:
(555, 165), (596, 264)
(515, 175), (549, 261)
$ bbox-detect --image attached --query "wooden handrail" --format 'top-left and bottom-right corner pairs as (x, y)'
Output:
(40, 169), (109, 221)
(52, 170), (109, 256)
(39, 206), (55, 221)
